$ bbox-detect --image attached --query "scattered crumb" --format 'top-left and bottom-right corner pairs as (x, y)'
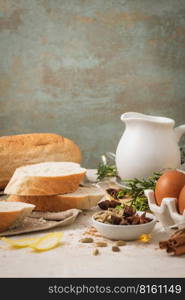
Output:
(90, 227), (97, 232)
(82, 226), (102, 237)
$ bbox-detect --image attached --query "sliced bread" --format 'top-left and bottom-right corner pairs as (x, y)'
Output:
(7, 186), (105, 212)
(4, 162), (86, 196)
(0, 201), (35, 232)
(0, 133), (82, 189)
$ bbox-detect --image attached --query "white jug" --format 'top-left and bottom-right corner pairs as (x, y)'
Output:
(116, 112), (185, 179)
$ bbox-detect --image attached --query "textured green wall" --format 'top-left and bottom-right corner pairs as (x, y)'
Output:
(0, 0), (185, 167)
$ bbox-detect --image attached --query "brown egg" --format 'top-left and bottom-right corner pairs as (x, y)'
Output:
(177, 185), (185, 214)
(155, 170), (185, 206)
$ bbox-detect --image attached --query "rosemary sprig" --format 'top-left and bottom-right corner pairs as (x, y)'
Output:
(97, 160), (161, 211)
(120, 172), (161, 211)
(129, 197), (149, 211)
(97, 147), (185, 181)
(123, 172), (161, 198)
(97, 163), (117, 180)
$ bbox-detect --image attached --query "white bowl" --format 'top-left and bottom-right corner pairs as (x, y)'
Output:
(92, 211), (157, 241)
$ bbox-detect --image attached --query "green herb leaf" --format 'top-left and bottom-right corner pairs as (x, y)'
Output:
(97, 162), (161, 211)
(122, 173), (161, 211)
(115, 204), (124, 211)
(97, 163), (117, 180)
(117, 190), (127, 199)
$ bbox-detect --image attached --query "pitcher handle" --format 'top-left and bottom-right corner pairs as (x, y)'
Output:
(174, 125), (185, 143)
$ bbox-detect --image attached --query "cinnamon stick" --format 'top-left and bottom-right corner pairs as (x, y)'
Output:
(166, 244), (185, 256)
(159, 228), (185, 256)
(170, 228), (185, 239)
(168, 235), (185, 248)
(159, 240), (169, 249)
(168, 228), (185, 247)
(166, 246), (174, 253)
(172, 244), (185, 256)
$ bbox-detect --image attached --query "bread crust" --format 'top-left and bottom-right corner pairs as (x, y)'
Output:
(0, 202), (35, 233)
(8, 188), (104, 211)
(0, 211), (21, 232)
(0, 133), (82, 189)
(5, 172), (85, 196)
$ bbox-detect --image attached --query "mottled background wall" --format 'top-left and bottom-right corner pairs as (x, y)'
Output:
(0, 0), (185, 167)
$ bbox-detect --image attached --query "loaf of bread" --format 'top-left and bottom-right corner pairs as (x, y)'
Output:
(7, 186), (105, 211)
(0, 133), (82, 189)
(0, 201), (35, 233)
(4, 162), (86, 196)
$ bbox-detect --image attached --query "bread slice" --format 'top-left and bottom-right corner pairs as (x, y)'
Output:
(4, 162), (86, 196)
(0, 133), (82, 189)
(7, 186), (105, 212)
(0, 201), (35, 233)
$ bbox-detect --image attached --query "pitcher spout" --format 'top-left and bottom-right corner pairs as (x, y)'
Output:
(120, 112), (174, 126)
(120, 112), (143, 122)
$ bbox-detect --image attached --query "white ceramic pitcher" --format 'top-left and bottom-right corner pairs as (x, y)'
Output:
(116, 112), (185, 179)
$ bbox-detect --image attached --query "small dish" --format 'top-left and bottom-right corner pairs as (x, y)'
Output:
(92, 211), (156, 241)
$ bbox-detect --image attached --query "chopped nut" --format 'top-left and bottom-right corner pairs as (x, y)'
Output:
(112, 246), (120, 252)
(93, 248), (99, 256)
(115, 240), (126, 246)
(79, 237), (94, 243)
(94, 205), (152, 225)
(95, 242), (107, 247)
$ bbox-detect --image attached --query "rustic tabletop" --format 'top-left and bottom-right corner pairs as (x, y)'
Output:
(0, 210), (185, 278)
(0, 170), (185, 278)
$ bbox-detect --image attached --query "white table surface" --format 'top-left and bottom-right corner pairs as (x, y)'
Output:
(0, 170), (185, 278)
(1, 209), (185, 278)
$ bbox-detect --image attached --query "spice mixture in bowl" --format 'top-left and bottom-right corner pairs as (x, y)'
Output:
(92, 204), (156, 240)
(95, 204), (152, 225)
